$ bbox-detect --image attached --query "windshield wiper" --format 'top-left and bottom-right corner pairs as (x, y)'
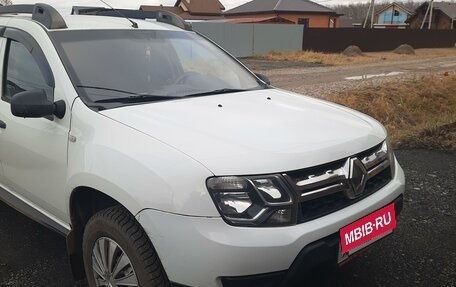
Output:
(93, 94), (179, 104)
(76, 86), (179, 104)
(82, 86), (249, 104)
(182, 88), (249, 98)
(77, 85), (138, 95)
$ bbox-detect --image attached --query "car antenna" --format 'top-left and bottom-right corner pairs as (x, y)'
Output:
(98, 0), (139, 28)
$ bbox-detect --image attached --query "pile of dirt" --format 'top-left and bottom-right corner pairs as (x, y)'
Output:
(394, 44), (415, 55)
(342, 45), (364, 57)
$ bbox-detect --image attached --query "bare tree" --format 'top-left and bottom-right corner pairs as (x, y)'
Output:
(1, 0), (13, 5)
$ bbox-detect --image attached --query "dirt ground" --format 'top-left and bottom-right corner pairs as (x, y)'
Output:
(242, 53), (456, 98)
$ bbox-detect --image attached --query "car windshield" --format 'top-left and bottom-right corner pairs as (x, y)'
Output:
(51, 30), (264, 107)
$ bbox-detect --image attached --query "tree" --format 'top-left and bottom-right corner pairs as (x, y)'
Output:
(1, 0), (13, 5)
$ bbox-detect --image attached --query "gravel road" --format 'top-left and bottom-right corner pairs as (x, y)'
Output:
(242, 56), (456, 97)
(0, 150), (455, 286)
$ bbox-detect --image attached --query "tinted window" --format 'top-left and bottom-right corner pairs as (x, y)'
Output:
(3, 40), (53, 102)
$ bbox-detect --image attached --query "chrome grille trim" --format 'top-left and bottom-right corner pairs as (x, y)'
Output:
(299, 182), (348, 201)
(285, 142), (392, 205)
(361, 141), (388, 170)
(367, 159), (390, 179)
(293, 166), (347, 190)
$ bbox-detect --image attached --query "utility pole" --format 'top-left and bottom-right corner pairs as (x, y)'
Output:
(363, 0), (375, 28)
(370, 0), (375, 28)
(428, 0), (434, 29)
(421, 0), (434, 29)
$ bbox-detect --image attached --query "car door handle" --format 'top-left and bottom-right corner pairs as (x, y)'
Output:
(0, 120), (6, 129)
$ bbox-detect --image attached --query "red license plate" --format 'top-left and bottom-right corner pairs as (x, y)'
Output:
(340, 203), (396, 254)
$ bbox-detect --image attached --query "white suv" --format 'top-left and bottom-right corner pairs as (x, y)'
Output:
(0, 4), (405, 287)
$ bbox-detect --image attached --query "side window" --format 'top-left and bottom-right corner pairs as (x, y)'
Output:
(2, 40), (53, 102)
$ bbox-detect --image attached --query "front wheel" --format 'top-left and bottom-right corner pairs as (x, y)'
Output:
(82, 206), (169, 287)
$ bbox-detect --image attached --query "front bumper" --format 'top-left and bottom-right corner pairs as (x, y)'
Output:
(221, 194), (403, 287)
(136, 162), (405, 287)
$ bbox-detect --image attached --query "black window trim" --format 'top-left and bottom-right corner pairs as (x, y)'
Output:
(0, 26), (55, 103)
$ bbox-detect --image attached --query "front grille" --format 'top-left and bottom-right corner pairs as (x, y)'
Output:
(283, 142), (393, 223)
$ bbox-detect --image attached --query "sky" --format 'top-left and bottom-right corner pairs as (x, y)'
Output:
(12, 0), (408, 15)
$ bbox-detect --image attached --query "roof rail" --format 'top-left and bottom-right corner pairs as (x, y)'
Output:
(72, 7), (193, 31)
(0, 3), (67, 29)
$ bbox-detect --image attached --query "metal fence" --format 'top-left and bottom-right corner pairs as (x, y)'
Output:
(302, 28), (456, 52)
(193, 23), (456, 56)
(192, 22), (304, 57)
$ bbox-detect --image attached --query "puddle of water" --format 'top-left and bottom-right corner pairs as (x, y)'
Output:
(345, 71), (404, 81)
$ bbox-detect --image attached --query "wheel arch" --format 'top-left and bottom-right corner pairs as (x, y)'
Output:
(66, 186), (136, 280)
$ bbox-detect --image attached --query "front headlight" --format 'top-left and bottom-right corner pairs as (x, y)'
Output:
(207, 175), (295, 227)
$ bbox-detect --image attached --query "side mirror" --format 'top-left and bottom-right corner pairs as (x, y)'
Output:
(11, 89), (66, 119)
(255, 73), (271, 85)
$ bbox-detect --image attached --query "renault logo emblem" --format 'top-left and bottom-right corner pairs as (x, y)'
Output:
(345, 158), (368, 199)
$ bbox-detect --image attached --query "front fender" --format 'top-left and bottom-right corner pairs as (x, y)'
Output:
(66, 99), (219, 218)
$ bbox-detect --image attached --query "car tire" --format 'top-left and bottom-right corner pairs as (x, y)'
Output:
(83, 205), (170, 287)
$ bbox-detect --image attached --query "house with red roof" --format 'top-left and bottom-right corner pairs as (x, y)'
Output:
(140, 0), (225, 20)
(224, 0), (341, 27)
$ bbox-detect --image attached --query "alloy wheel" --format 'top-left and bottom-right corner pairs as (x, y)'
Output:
(91, 237), (139, 287)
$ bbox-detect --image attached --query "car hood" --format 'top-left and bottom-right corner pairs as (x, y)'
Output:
(100, 89), (386, 175)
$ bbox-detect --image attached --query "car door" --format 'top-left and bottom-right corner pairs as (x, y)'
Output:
(0, 36), (7, 187)
(0, 27), (70, 229)
(0, 39), (4, 186)
(0, 153), (5, 187)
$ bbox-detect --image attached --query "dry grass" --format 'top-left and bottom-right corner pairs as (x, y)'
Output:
(259, 48), (456, 66)
(325, 74), (456, 150)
